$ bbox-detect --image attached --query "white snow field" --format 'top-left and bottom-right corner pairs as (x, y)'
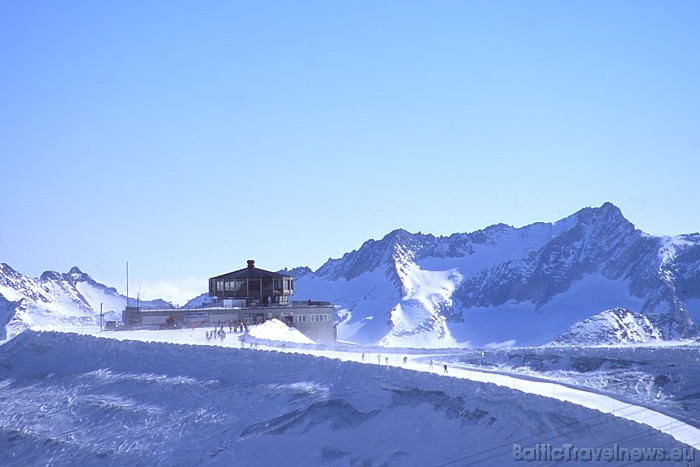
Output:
(1, 327), (698, 466)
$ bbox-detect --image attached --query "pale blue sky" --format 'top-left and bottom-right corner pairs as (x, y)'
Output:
(1, 1), (699, 303)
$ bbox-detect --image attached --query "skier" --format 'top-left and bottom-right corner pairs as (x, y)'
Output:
(361, 353), (365, 361)
(377, 354), (381, 364)
(385, 357), (389, 365)
(403, 356), (408, 365)
(443, 364), (448, 374)
(429, 358), (434, 370)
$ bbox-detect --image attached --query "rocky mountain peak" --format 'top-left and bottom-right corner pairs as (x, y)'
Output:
(68, 266), (84, 276)
(66, 266), (92, 284)
(384, 228), (414, 245)
(573, 202), (634, 231)
(0, 263), (22, 284)
(279, 266), (313, 280)
(39, 270), (63, 282)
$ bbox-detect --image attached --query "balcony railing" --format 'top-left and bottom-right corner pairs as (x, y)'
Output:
(127, 300), (333, 313)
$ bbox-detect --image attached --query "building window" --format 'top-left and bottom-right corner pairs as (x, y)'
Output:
(233, 280), (245, 297)
(246, 278), (261, 298)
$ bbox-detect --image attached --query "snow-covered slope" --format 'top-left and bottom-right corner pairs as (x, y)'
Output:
(0, 331), (694, 466)
(550, 308), (663, 346)
(293, 203), (699, 347)
(0, 264), (166, 341)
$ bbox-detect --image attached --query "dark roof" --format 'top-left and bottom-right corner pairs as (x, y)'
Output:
(210, 260), (292, 280)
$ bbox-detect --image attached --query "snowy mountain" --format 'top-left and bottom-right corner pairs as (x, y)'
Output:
(293, 203), (699, 347)
(0, 263), (167, 341)
(3, 203), (698, 348)
(182, 292), (213, 308)
(550, 308), (663, 346)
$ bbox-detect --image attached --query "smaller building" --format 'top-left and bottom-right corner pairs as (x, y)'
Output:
(122, 260), (336, 343)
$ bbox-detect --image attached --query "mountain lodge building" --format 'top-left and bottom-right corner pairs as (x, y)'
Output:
(122, 260), (336, 343)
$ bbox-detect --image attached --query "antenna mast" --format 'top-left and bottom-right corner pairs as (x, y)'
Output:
(126, 261), (129, 308)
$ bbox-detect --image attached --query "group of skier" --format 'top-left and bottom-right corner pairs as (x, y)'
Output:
(205, 320), (250, 343)
(205, 327), (227, 342)
(219, 320), (248, 334)
(203, 326), (452, 374)
(359, 353), (448, 373)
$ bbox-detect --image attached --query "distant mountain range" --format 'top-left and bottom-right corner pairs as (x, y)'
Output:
(2, 202), (699, 347)
(288, 202), (699, 347)
(0, 264), (168, 341)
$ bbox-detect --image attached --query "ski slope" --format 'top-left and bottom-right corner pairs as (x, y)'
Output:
(53, 325), (700, 453)
(285, 349), (700, 452)
(1, 329), (697, 466)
